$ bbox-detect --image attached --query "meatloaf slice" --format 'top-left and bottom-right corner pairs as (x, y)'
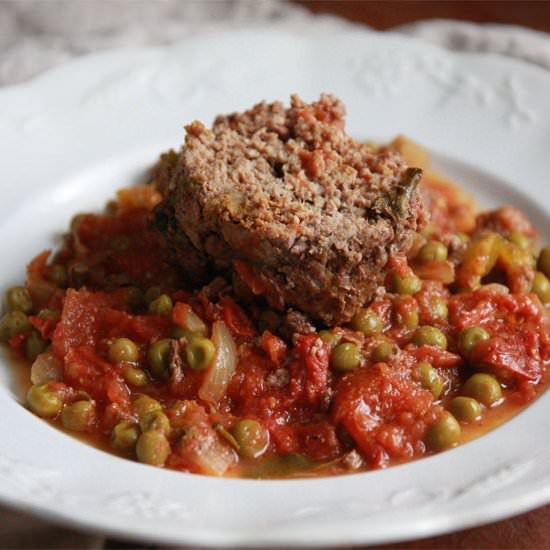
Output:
(153, 94), (425, 326)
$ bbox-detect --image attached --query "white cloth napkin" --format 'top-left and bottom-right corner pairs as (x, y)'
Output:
(398, 19), (550, 70)
(1, 1), (549, 548)
(2, 0), (550, 86)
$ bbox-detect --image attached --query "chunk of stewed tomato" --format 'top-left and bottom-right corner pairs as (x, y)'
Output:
(333, 363), (436, 468)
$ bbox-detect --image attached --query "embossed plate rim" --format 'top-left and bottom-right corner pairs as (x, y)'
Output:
(0, 24), (550, 546)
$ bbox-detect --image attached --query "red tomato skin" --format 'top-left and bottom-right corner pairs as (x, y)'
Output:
(29, 315), (58, 340)
(8, 333), (28, 355)
(333, 363), (436, 468)
(449, 289), (548, 386)
(260, 331), (288, 365)
(63, 346), (130, 407)
(270, 421), (342, 461)
(220, 297), (256, 338)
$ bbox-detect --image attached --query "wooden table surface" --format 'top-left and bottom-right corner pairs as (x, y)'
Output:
(294, 1), (550, 33)
(293, 2), (550, 548)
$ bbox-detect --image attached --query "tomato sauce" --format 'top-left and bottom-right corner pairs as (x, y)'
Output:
(2, 175), (549, 478)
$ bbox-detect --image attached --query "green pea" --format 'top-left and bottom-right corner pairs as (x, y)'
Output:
(136, 430), (171, 466)
(109, 338), (140, 364)
(186, 337), (216, 371)
(448, 397), (482, 423)
(538, 246), (550, 278)
(4, 287), (33, 314)
(330, 342), (362, 371)
(111, 421), (140, 451)
(507, 232), (530, 251)
(122, 367), (148, 387)
(144, 286), (162, 304)
(425, 413), (461, 451)
(421, 223), (434, 238)
(417, 241), (448, 263)
(27, 383), (63, 418)
(413, 326), (447, 349)
(140, 410), (171, 436)
(532, 271), (550, 303)
(404, 310), (419, 330)
(318, 330), (341, 348)
(351, 309), (382, 336)
(430, 299), (448, 320)
(458, 326), (490, 355)
(371, 340), (395, 362)
(149, 294), (173, 316)
(133, 395), (162, 419)
(0, 311), (31, 342)
(110, 235), (133, 251)
(147, 339), (171, 378)
(61, 400), (95, 432)
(25, 330), (49, 361)
(391, 275), (422, 296)
(213, 422), (240, 451)
(48, 264), (67, 288)
(231, 419), (270, 459)
(172, 326), (200, 341)
(37, 309), (61, 321)
(463, 373), (502, 407)
(417, 361), (444, 399)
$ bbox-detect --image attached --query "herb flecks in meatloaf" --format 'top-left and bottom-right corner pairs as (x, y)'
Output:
(152, 94), (425, 325)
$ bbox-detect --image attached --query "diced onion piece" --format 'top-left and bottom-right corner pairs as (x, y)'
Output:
(30, 351), (63, 385)
(116, 185), (162, 211)
(390, 135), (431, 171)
(185, 309), (208, 335)
(457, 233), (502, 290)
(198, 321), (237, 405)
(173, 303), (208, 336)
(181, 425), (237, 476)
(414, 260), (455, 285)
(173, 401), (237, 475)
(480, 283), (510, 295)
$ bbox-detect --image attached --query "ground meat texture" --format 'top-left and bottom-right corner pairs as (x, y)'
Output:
(150, 150), (178, 196)
(280, 309), (316, 341)
(153, 94), (425, 325)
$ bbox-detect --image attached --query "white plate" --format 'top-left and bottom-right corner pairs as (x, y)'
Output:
(1, 23), (550, 547)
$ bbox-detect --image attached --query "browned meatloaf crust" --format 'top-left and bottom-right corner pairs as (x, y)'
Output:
(153, 94), (425, 326)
